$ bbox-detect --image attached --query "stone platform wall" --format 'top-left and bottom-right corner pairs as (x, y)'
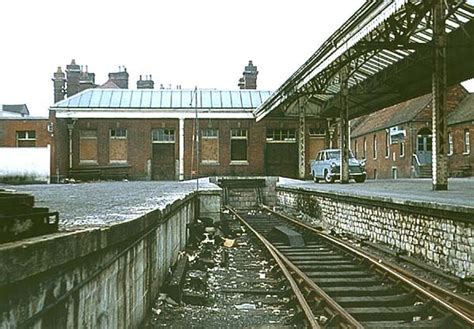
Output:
(0, 193), (203, 328)
(277, 187), (473, 278)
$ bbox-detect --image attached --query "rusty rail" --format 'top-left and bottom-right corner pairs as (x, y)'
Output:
(227, 206), (363, 329)
(263, 205), (474, 327)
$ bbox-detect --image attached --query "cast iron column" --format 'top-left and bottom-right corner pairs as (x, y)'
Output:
(432, 0), (448, 190)
(298, 97), (306, 179)
(339, 67), (350, 184)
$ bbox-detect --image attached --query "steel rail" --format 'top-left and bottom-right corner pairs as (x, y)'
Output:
(227, 206), (363, 329)
(378, 255), (474, 318)
(226, 206), (320, 329)
(266, 242), (363, 329)
(263, 205), (474, 327)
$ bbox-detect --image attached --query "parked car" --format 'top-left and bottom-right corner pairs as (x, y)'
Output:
(310, 149), (366, 183)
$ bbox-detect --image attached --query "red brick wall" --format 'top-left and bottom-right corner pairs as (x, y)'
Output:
(54, 117), (304, 180)
(448, 123), (473, 176)
(352, 122), (429, 179)
(0, 119), (51, 147)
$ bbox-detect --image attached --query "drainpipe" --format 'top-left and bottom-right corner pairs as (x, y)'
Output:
(66, 118), (76, 174)
(179, 117), (185, 181)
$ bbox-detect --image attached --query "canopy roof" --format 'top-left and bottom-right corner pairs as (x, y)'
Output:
(255, 0), (474, 121)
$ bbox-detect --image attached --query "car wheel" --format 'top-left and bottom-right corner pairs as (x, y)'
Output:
(354, 174), (366, 183)
(313, 173), (319, 183)
(324, 170), (334, 183)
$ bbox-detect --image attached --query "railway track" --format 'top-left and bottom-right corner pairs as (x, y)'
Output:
(226, 205), (474, 329)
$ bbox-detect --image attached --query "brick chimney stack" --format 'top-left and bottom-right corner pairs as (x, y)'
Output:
(52, 66), (66, 103)
(238, 60), (258, 90)
(79, 65), (96, 91)
(137, 75), (155, 89)
(108, 66), (129, 89)
(66, 59), (81, 97)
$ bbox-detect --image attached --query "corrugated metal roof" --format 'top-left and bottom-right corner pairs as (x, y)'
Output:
(52, 89), (273, 109)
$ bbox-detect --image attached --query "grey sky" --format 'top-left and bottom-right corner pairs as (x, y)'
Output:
(0, 0), (472, 116)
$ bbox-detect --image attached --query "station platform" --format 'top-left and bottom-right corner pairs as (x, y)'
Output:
(2, 180), (220, 230)
(278, 177), (474, 213)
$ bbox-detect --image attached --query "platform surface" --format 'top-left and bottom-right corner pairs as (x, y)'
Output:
(1, 179), (219, 229)
(278, 177), (474, 212)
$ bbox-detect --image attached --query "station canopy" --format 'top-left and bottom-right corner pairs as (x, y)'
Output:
(254, 0), (474, 121)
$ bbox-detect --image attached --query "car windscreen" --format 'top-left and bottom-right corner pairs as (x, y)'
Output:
(327, 151), (355, 159)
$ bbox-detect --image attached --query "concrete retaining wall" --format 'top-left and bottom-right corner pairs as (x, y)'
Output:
(0, 146), (50, 183)
(0, 193), (198, 328)
(277, 187), (473, 278)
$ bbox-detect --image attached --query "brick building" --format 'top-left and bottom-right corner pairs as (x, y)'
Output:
(48, 88), (330, 181)
(0, 105), (51, 148)
(351, 85), (473, 179)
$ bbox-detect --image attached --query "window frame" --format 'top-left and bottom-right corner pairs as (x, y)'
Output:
(464, 129), (470, 155)
(373, 134), (377, 160)
(110, 128), (127, 139)
(200, 128), (219, 165)
(230, 128), (248, 164)
(79, 129), (98, 165)
(152, 128), (175, 143)
(266, 128), (296, 143)
(16, 130), (36, 147)
(448, 132), (453, 156)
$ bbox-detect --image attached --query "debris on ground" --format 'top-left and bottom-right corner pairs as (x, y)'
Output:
(147, 212), (298, 328)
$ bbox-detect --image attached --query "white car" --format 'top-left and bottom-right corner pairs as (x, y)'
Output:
(310, 149), (366, 183)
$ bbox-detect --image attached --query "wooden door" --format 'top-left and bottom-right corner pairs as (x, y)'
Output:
(265, 143), (298, 178)
(152, 143), (175, 180)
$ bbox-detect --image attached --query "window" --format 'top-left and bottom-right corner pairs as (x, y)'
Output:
(152, 128), (175, 143)
(464, 129), (470, 154)
(400, 141), (405, 157)
(308, 127), (326, 136)
(385, 130), (390, 157)
(363, 137), (367, 159)
(201, 128), (219, 164)
(231, 129), (248, 162)
(266, 129), (296, 142)
(109, 128), (128, 163)
(448, 132), (453, 156)
(110, 128), (127, 139)
(373, 134), (377, 159)
(80, 130), (97, 164)
(16, 130), (36, 147)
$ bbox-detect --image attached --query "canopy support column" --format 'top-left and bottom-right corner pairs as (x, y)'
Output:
(298, 97), (306, 179)
(432, 0), (448, 190)
(339, 67), (350, 184)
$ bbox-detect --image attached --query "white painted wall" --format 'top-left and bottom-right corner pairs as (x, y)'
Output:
(0, 145), (50, 182)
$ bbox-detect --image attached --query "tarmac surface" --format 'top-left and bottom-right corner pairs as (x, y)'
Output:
(1, 179), (220, 230)
(278, 177), (474, 212)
